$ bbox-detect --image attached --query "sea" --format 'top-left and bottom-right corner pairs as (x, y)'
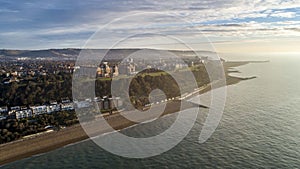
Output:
(2, 54), (300, 169)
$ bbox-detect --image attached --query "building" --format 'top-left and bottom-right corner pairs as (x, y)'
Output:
(10, 106), (21, 111)
(75, 100), (91, 109)
(61, 98), (71, 103)
(113, 65), (119, 76)
(96, 62), (119, 78)
(95, 96), (123, 111)
(61, 102), (74, 111)
(15, 108), (33, 119)
(119, 62), (136, 75)
(103, 97), (110, 110)
(114, 97), (123, 107)
(47, 104), (61, 113)
(109, 98), (115, 109)
(31, 105), (47, 115)
(0, 106), (8, 115)
(104, 62), (111, 77)
(96, 67), (103, 76)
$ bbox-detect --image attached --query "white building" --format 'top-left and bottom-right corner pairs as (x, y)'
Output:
(0, 106), (8, 114)
(15, 109), (33, 119)
(31, 105), (47, 115)
(10, 106), (21, 111)
(75, 100), (91, 108)
(61, 102), (74, 111)
(47, 104), (61, 113)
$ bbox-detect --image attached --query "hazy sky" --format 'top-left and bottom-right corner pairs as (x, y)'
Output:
(0, 0), (299, 54)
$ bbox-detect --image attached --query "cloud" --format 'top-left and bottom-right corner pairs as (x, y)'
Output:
(285, 28), (300, 32)
(269, 11), (297, 18)
(0, 0), (300, 49)
(0, 9), (19, 13)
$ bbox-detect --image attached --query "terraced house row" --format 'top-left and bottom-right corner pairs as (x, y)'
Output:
(0, 96), (123, 120)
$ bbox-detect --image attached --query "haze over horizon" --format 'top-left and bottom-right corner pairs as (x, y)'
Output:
(1, 0), (300, 55)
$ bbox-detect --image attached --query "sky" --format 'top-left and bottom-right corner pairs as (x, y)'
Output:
(0, 0), (300, 54)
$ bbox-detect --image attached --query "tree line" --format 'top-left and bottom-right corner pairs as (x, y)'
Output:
(0, 66), (211, 108)
(0, 110), (78, 144)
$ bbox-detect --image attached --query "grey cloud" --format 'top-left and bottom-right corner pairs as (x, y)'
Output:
(285, 28), (300, 32)
(218, 24), (245, 27)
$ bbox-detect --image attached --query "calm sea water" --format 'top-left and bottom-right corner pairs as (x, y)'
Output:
(2, 55), (300, 169)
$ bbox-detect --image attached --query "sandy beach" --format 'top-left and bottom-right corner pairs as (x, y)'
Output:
(0, 62), (255, 166)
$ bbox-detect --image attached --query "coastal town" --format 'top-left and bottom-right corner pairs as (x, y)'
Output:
(0, 49), (255, 166)
(0, 55), (207, 84)
(0, 56), (208, 121)
(1, 1), (297, 168)
(0, 49), (220, 147)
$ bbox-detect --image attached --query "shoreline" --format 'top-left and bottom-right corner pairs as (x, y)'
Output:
(0, 61), (256, 166)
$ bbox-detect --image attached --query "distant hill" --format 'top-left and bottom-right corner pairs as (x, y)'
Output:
(0, 48), (216, 61)
(0, 49), (81, 60)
